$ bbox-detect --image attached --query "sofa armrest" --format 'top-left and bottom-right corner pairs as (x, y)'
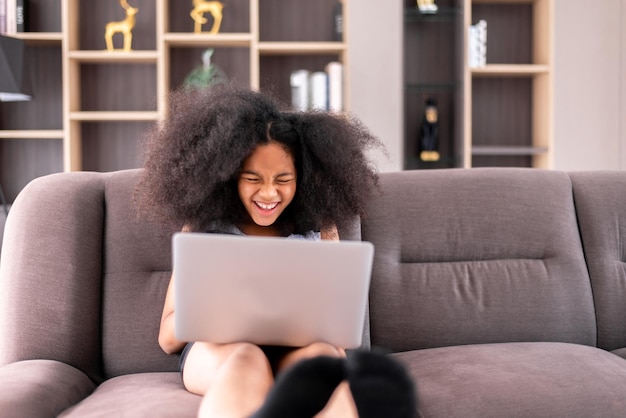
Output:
(0, 359), (96, 418)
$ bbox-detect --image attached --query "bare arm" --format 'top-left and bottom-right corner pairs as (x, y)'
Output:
(158, 274), (186, 355)
(158, 225), (191, 355)
(321, 223), (339, 241)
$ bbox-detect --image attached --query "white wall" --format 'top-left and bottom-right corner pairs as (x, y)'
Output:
(553, 0), (626, 170)
(348, 0), (404, 172)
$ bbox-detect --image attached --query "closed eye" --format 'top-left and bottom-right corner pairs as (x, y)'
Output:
(242, 177), (260, 183)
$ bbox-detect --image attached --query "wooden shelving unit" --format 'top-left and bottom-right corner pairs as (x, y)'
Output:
(403, 0), (553, 169)
(463, 0), (553, 168)
(0, 0), (348, 201)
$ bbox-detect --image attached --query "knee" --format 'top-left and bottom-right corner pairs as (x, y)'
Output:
(227, 343), (271, 370)
(299, 342), (344, 359)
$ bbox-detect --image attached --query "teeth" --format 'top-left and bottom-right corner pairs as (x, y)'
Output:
(256, 202), (278, 210)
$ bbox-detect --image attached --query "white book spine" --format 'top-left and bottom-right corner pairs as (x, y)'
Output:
(290, 69), (310, 111)
(5, 0), (16, 34)
(325, 61), (343, 112)
(0, 0), (7, 34)
(468, 20), (487, 68)
(309, 71), (328, 111)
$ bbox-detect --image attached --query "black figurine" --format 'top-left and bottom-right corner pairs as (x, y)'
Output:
(419, 96), (440, 162)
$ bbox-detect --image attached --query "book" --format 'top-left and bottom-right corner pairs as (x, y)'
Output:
(308, 71), (328, 111)
(0, 0), (7, 34)
(468, 20), (487, 68)
(290, 69), (310, 112)
(16, 0), (25, 32)
(325, 61), (343, 112)
(333, 1), (343, 42)
(5, 0), (15, 34)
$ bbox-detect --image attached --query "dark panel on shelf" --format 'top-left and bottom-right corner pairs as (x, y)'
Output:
(24, 0), (62, 32)
(259, 0), (339, 42)
(471, 77), (532, 148)
(259, 54), (339, 109)
(403, 0), (463, 170)
(404, 0), (458, 9)
(472, 155), (532, 168)
(0, 139), (63, 202)
(169, 47), (250, 91)
(0, 46), (63, 130)
(471, 3), (532, 65)
(80, 64), (157, 111)
(81, 122), (154, 172)
(168, 0), (250, 33)
(78, 0), (157, 50)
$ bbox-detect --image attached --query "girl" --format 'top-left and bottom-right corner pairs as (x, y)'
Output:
(135, 83), (416, 418)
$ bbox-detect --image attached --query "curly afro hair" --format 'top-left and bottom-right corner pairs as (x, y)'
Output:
(135, 82), (383, 235)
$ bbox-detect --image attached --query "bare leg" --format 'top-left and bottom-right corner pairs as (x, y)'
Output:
(182, 342), (273, 418)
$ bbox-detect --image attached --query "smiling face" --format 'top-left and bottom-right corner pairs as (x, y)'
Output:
(237, 141), (297, 235)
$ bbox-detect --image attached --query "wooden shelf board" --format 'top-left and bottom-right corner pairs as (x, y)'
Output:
(0, 130), (64, 139)
(69, 111), (159, 121)
(471, 64), (550, 77)
(164, 33), (253, 47)
(67, 50), (159, 63)
(472, 146), (549, 156)
(12, 32), (63, 45)
(258, 42), (346, 55)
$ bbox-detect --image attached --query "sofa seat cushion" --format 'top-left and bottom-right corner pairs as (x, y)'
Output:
(393, 342), (626, 418)
(59, 372), (201, 417)
(0, 359), (96, 418)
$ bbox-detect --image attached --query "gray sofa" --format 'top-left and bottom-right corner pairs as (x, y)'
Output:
(1, 167), (626, 417)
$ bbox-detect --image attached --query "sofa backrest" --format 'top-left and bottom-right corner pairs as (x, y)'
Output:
(361, 168), (597, 352)
(570, 171), (626, 352)
(0, 168), (364, 382)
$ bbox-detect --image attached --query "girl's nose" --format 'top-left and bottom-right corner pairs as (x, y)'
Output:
(259, 183), (277, 198)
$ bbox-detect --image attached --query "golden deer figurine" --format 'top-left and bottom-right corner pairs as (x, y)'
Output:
(105, 0), (139, 51)
(190, 0), (224, 34)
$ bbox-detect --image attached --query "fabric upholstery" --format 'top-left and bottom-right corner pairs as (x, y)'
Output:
(570, 171), (626, 351)
(362, 168), (596, 352)
(2, 167), (626, 417)
(0, 172), (106, 381)
(0, 360), (95, 418)
(100, 170), (179, 378)
(394, 342), (626, 417)
(59, 372), (201, 417)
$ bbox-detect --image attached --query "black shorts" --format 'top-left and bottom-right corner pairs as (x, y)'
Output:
(179, 343), (296, 375)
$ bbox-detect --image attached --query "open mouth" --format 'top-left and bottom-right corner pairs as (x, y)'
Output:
(254, 201), (279, 213)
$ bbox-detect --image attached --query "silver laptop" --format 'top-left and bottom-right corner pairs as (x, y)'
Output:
(173, 232), (374, 349)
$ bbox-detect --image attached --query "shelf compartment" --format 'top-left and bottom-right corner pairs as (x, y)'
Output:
(78, 63), (157, 112)
(168, 46), (251, 90)
(167, 0), (251, 34)
(0, 130), (65, 139)
(72, 0), (157, 51)
(0, 139), (63, 202)
(259, 42), (346, 55)
(406, 82), (460, 92)
(80, 121), (153, 172)
(404, 7), (462, 22)
(163, 33), (253, 47)
(259, 0), (340, 43)
(259, 54), (341, 108)
(69, 111), (159, 121)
